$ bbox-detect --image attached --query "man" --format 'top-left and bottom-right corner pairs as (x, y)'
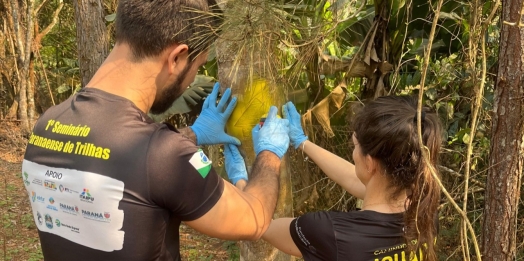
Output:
(21, 0), (290, 260)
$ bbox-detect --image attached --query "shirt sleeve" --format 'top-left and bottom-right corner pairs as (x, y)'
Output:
(146, 126), (224, 221)
(289, 211), (338, 260)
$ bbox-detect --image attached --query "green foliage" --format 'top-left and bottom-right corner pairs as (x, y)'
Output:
(187, 249), (216, 261)
(22, 0), (508, 258)
(223, 241), (240, 260)
(37, 0), (80, 108)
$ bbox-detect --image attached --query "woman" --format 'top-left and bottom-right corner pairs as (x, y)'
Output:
(223, 96), (442, 260)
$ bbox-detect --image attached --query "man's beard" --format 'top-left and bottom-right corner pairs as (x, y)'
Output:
(149, 62), (192, 114)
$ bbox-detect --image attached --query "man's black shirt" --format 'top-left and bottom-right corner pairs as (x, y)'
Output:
(22, 88), (224, 260)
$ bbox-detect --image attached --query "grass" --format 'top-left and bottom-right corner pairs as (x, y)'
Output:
(0, 165), (44, 261)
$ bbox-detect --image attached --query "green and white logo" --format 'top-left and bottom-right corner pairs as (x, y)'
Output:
(189, 149), (212, 178)
(23, 172), (30, 186)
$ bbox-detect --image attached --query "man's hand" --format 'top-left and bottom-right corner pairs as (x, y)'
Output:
(282, 101), (308, 149)
(190, 83), (241, 146)
(252, 106), (290, 159)
(148, 77), (214, 122)
(180, 83), (214, 106)
(224, 144), (248, 185)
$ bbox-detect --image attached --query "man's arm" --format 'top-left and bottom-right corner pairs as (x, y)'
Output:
(184, 151), (281, 240)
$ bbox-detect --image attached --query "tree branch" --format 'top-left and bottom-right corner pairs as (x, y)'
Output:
(438, 165), (484, 188)
(34, 0), (49, 16)
(4, 18), (21, 87)
(461, 0), (486, 257)
(35, 1), (64, 43)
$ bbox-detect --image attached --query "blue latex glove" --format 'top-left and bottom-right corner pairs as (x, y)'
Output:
(282, 101), (308, 149)
(252, 106), (290, 159)
(223, 144), (248, 185)
(190, 83), (241, 146)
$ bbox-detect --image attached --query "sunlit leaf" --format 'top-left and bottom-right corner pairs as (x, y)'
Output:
(462, 133), (471, 144)
(105, 13), (116, 22)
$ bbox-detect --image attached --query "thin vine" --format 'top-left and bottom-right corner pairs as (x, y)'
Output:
(415, 0), (482, 259)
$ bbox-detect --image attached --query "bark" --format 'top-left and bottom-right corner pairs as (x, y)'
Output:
(216, 1), (293, 260)
(28, 54), (36, 122)
(7, 100), (18, 119)
(73, 0), (109, 88)
(481, 1), (524, 260)
(17, 74), (29, 131)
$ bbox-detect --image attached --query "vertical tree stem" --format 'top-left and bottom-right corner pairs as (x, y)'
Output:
(416, 0), (482, 259)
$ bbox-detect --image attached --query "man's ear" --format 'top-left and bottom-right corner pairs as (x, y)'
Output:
(167, 44), (189, 75)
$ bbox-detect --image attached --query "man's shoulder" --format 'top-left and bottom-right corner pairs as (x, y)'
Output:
(148, 125), (200, 159)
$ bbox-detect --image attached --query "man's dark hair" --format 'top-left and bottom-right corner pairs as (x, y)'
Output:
(115, 0), (223, 61)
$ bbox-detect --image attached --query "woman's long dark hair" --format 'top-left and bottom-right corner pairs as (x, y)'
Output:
(352, 96), (442, 260)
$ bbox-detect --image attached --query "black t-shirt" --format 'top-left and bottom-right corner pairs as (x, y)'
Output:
(290, 210), (426, 261)
(22, 88), (224, 261)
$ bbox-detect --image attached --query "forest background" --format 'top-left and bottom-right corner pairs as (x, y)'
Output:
(1, 0), (523, 260)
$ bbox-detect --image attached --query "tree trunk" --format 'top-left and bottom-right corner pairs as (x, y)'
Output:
(73, 0), (109, 88)
(481, 1), (524, 260)
(18, 72), (29, 131)
(216, 1), (293, 260)
(2, 0), (61, 131)
(7, 0), (35, 133)
(28, 56), (36, 122)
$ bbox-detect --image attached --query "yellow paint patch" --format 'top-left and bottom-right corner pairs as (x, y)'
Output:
(226, 79), (274, 142)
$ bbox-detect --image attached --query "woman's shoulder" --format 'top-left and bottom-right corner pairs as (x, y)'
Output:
(324, 210), (405, 233)
(296, 210), (405, 235)
(300, 209), (403, 220)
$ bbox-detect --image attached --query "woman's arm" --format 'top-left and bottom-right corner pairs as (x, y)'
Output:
(261, 218), (302, 257)
(283, 102), (366, 199)
(299, 140), (366, 199)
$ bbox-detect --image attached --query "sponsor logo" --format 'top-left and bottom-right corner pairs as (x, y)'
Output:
(37, 212), (43, 225)
(35, 195), (45, 203)
(45, 214), (53, 229)
(45, 170), (63, 179)
(31, 191), (36, 202)
(60, 222), (80, 233)
(59, 185), (78, 194)
(64, 187), (78, 193)
(47, 197), (58, 211)
(32, 178), (42, 186)
(23, 172), (30, 186)
(44, 180), (57, 191)
(81, 210), (110, 223)
(55, 219), (61, 227)
(59, 203), (79, 215)
(79, 188), (94, 203)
